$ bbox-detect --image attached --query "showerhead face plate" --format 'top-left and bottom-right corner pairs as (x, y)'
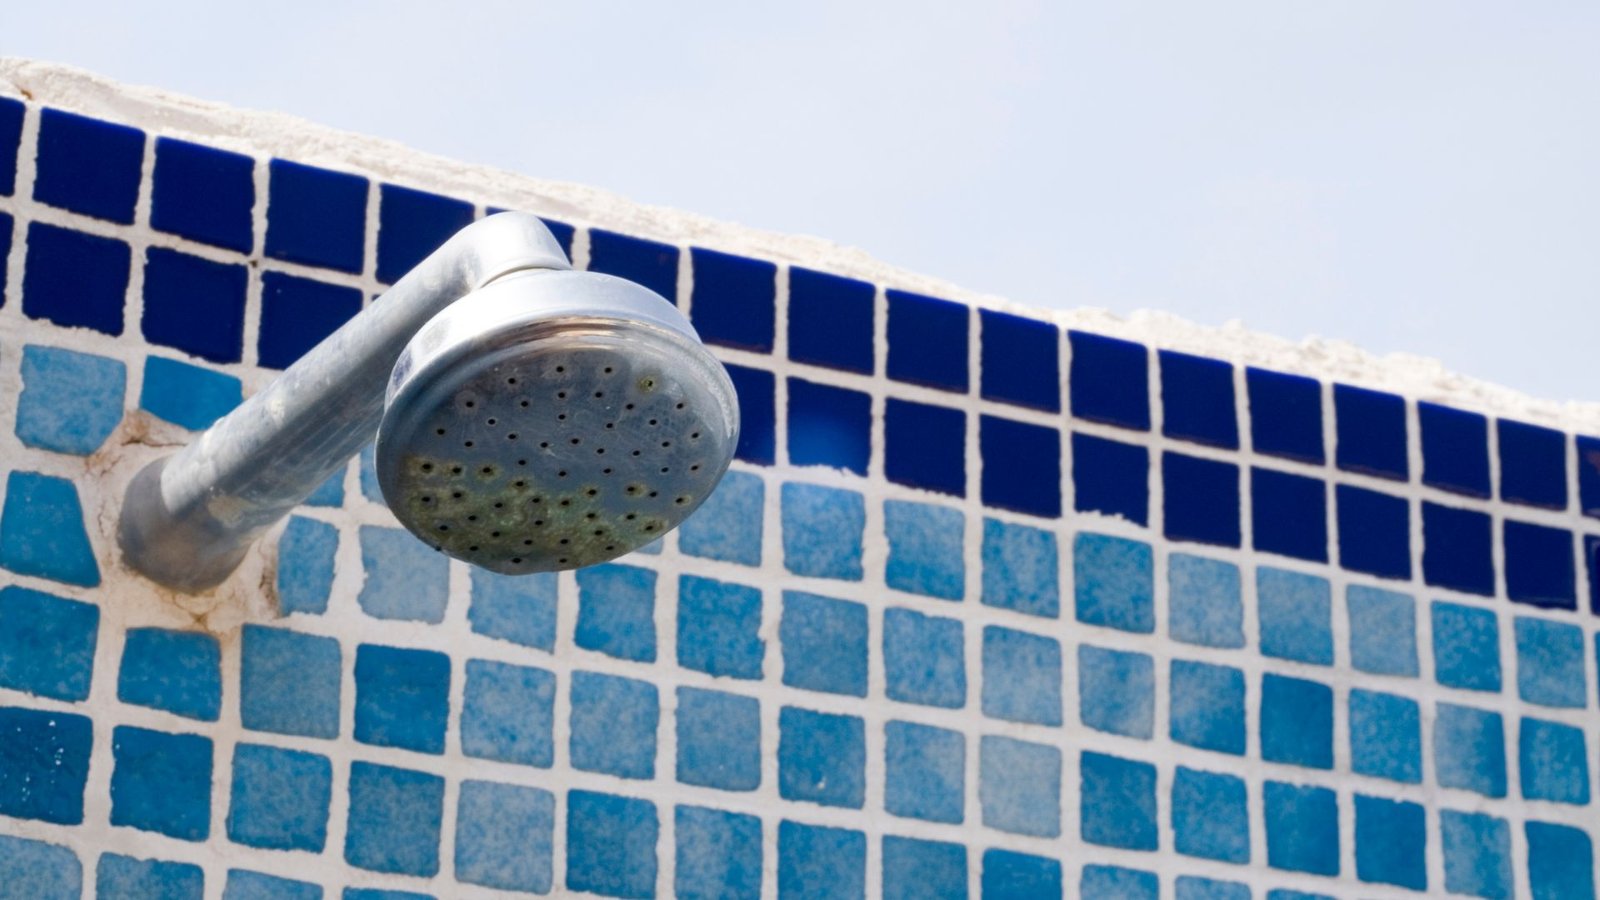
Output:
(376, 271), (739, 573)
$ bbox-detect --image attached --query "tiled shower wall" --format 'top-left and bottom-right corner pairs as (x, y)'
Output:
(0, 86), (1598, 900)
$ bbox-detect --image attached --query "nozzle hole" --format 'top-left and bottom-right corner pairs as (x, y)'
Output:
(437, 524), (449, 532)
(557, 414), (567, 421)
(511, 557), (522, 564)
(435, 428), (446, 436)
(556, 391), (567, 400)
(486, 418), (497, 426)
(507, 377), (518, 385)
(452, 491), (464, 499)
(520, 400), (529, 408)
(570, 437), (581, 445)
(421, 463), (434, 472)
(451, 466), (463, 475)
(507, 433), (518, 441)
(465, 400), (476, 408)
(604, 366), (614, 374)
(676, 402), (686, 410)
(555, 366), (565, 373)
(464, 441), (474, 448)
(586, 489), (598, 497)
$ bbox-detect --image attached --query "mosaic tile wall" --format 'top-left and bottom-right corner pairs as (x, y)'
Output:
(0, 88), (1598, 899)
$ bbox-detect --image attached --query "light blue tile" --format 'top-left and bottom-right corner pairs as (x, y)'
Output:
(0, 586), (98, 702)
(277, 515), (337, 615)
(1175, 876), (1250, 900)
(118, 627), (219, 721)
(570, 671), (658, 780)
(677, 574), (765, 679)
(779, 820), (864, 900)
(461, 659), (554, 768)
(1168, 553), (1243, 648)
(96, 854), (203, 900)
(981, 625), (1061, 726)
(354, 644), (450, 754)
(982, 517), (1059, 617)
(344, 762), (444, 877)
(1516, 616), (1587, 709)
(1080, 751), (1157, 851)
(884, 720), (964, 824)
(140, 355), (241, 431)
(575, 563), (658, 663)
(1347, 584), (1417, 676)
(781, 482), (865, 580)
(226, 743), (331, 852)
(0, 835), (80, 900)
(1519, 717), (1591, 805)
(1172, 766), (1249, 863)
(223, 870), (321, 900)
(1441, 810), (1511, 900)
(979, 735), (1060, 838)
(0, 471), (100, 587)
(884, 499), (964, 600)
(1256, 566), (1332, 665)
(1074, 532), (1153, 633)
(781, 590), (867, 697)
(303, 467), (346, 508)
(1434, 703), (1507, 798)
(240, 625), (340, 739)
(1080, 865), (1157, 900)
(679, 469), (764, 565)
(454, 779), (553, 894)
(1078, 644), (1154, 739)
(567, 790), (657, 899)
(882, 606), (965, 709)
(1431, 600), (1501, 691)
(1349, 689), (1421, 783)
(1170, 659), (1246, 755)
(676, 686), (760, 792)
(678, 805), (762, 900)
(16, 344), (125, 454)
(357, 525), (448, 623)
(884, 837), (965, 900)
(779, 706), (864, 809)
(468, 568), (557, 651)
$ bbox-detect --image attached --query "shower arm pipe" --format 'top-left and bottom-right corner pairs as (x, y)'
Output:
(119, 212), (572, 593)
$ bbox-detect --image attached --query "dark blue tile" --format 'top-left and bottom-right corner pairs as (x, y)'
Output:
(1247, 367), (1323, 463)
(1169, 659), (1246, 755)
(140, 356), (242, 432)
(787, 378), (870, 475)
(1334, 384), (1407, 480)
(1526, 821), (1596, 900)
(376, 184), (473, 284)
(354, 644), (450, 754)
(570, 671), (658, 780)
(982, 625), (1062, 726)
(1080, 751), (1157, 851)
(0, 834), (80, 900)
(540, 216), (575, 258)
(1264, 781), (1339, 876)
(887, 288), (968, 392)
(677, 805), (761, 900)
(151, 137), (255, 252)
(461, 659), (554, 768)
(724, 364), (775, 464)
(0, 470), (100, 587)
(1172, 766), (1250, 863)
(0, 97), (21, 196)
(118, 627), (220, 721)
(676, 687), (760, 792)
(1422, 501), (1495, 596)
(1163, 452), (1240, 547)
(575, 563), (657, 663)
(1519, 717), (1590, 805)
(1354, 795), (1427, 891)
(1435, 703), (1507, 798)
(778, 706), (864, 809)
(677, 574), (765, 679)
(1159, 350), (1238, 449)
(589, 228), (679, 303)
(1261, 674), (1333, 769)
(884, 398), (965, 497)
(344, 762), (443, 877)
(0, 211), (10, 302)
(690, 247), (775, 352)
(468, 568), (557, 650)
(567, 790), (657, 899)
(1431, 602), (1501, 692)
(33, 108), (143, 223)
(1349, 689), (1422, 783)
(0, 706), (91, 824)
(1420, 402), (1490, 497)
(226, 743), (331, 852)
(979, 735), (1060, 838)
(22, 221), (129, 336)
(97, 855), (202, 900)
(788, 266), (873, 374)
(778, 820), (864, 900)
(257, 271), (363, 369)
(1440, 811), (1512, 900)
(884, 720), (964, 824)
(1505, 519), (1575, 610)
(1336, 484), (1411, 579)
(110, 725), (212, 841)
(1592, 536), (1600, 616)
(980, 415), (1060, 518)
(1250, 467), (1327, 562)
(882, 607), (966, 709)
(265, 159), (367, 273)
(884, 837), (964, 900)
(781, 591), (867, 697)
(981, 309), (1059, 411)
(1069, 330), (1149, 430)
(1499, 419), (1567, 509)
(455, 779), (554, 894)
(240, 625), (341, 739)
(1072, 432), (1148, 525)
(0, 586), (98, 702)
(142, 247), (248, 363)
(1581, 435), (1600, 519)
(983, 849), (1060, 900)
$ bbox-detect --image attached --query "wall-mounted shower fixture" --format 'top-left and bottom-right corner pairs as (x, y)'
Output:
(120, 213), (740, 593)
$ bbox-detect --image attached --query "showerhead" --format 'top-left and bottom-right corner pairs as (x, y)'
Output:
(376, 269), (739, 572)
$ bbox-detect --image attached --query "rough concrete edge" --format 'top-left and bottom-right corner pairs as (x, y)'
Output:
(5, 55), (1598, 433)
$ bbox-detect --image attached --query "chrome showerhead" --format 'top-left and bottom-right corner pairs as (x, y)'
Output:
(376, 269), (738, 572)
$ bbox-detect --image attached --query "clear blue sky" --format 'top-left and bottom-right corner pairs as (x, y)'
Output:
(7, 2), (1598, 401)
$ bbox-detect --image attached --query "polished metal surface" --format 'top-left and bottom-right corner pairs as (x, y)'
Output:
(119, 212), (738, 593)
